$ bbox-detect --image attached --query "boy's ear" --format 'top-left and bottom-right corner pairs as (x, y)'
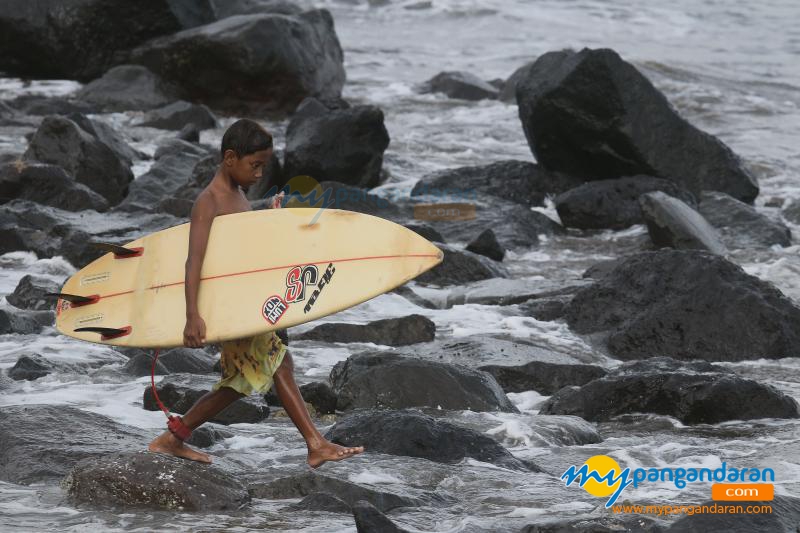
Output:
(223, 149), (239, 166)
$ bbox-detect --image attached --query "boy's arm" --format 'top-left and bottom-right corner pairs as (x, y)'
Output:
(184, 194), (216, 344)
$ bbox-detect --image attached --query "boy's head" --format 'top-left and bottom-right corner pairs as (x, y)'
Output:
(220, 118), (273, 188)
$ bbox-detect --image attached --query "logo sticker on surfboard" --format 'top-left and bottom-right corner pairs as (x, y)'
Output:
(262, 295), (288, 325)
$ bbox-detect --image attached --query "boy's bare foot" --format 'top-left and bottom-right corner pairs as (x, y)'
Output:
(148, 431), (212, 464)
(307, 439), (365, 469)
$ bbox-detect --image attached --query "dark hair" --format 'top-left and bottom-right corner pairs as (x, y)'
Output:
(220, 118), (273, 159)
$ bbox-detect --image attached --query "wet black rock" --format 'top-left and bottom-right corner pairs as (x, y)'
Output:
(499, 59), (537, 102)
(565, 250), (800, 361)
(142, 374), (269, 424)
(419, 71), (499, 100)
(62, 451), (249, 511)
(517, 295), (572, 322)
(295, 314), (435, 346)
(352, 500), (410, 533)
(516, 48), (759, 202)
(0, 405), (149, 484)
(403, 223), (445, 243)
(0, 308), (44, 335)
(123, 352), (169, 377)
(8, 354), (53, 381)
(23, 116), (133, 206)
(185, 425), (233, 449)
(114, 140), (213, 213)
(267, 381), (337, 415)
(213, 0), (303, 18)
(414, 243), (506, 286)
(0, 0), (214, 81)
(324, 408), (541, 471)
(130, 10), (345, 114)
(639, 191), (727, 254)
(554, 176), (697, 230)
(65, 113), (143, 167)
(290, 492), (352, 513)
(136, 100), (218, 131)
(783, 200), (800, 224)
(443, 278), (587, 308)
(410, 194), (565, 250)
(410, 160), (582, 208)
(698, 191), (791, 248)
(667, 495), (800, 532)
(466, 228), (504, 261)
(6, 274), (61, 311)
(75, 65), (181, 112)
(249, 470), (430, 511)
(539, 357), (800, 424)
(479, 361), (607, 395)
(157, 347), (217, 374)
(0, 162), (109, 212)
(315, 181), (408, 221)
(283, 98), (390, 188)
(330, 353), (518, 413)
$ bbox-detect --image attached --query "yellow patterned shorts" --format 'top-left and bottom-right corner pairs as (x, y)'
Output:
(212, 331), (287, 396)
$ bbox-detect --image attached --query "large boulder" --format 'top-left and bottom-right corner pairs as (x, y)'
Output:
(414, 243), (506, 286)
(698, 191), (792, 248)
(516, 48), (759, 202)
(0, 161), (109, 212)
(0, 307), (47, 335)
(130, 10), (345, 113)
(639, 191), (727, 254)
(142, 374), (270, 424)
(75, 65), (180, 112)
(295, 314), (435, 346)
(466, 229), (504, 261)
(554, 176), (696, 229)
(540, 358), (799, 424)
(283, 98), (390, 188)
(329, 352), (519, 413)
(418, 71), (498, 101)
(7, 354), (54, 381)
(565, 250), (800, 361)
(114, 139), (212, 213)
(410, 160), (582, 208)
(0, 0), (215, 81)
(0, 405), (149, 485)
(23, 116), (133, 206)
(248, 471), (432, 512)
(136, 100), (218, 131)
(62, 452), (249, 511)
(5, 274), (62, 311)
(410, 194), (565, 250)
(479, 361), (607, 395)
(324, 408), (541, 471)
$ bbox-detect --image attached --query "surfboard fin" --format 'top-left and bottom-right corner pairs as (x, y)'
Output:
(44, 292), (100, 306)
(91, 242), (144, 258)
(74, 326), (132, 340)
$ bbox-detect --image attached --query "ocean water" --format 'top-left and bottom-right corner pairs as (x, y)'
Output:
(1, 0), (799, 531)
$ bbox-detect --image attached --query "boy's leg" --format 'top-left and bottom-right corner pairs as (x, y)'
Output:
(148, 386), (244, 463)
(272, 350), (364, 469)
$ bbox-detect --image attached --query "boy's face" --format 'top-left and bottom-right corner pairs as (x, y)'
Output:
(224, 148), (272, 188)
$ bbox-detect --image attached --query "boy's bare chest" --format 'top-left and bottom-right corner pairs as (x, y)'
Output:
(215, 190), (252, 216)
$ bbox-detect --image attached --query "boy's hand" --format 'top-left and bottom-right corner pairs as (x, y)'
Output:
(184, 314), (207, 348)
(270, 191), (285, 209)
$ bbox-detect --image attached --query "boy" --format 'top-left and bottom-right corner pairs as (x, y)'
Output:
(148, 119), (364, 467)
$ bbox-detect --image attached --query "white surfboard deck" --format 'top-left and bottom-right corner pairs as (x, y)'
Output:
(54, 208), (443, 348)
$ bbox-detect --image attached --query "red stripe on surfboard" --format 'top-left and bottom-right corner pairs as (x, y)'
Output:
(96, 253), (440, 300)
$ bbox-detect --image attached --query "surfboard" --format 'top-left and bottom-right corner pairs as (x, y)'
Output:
(53, 208), (443, 348)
